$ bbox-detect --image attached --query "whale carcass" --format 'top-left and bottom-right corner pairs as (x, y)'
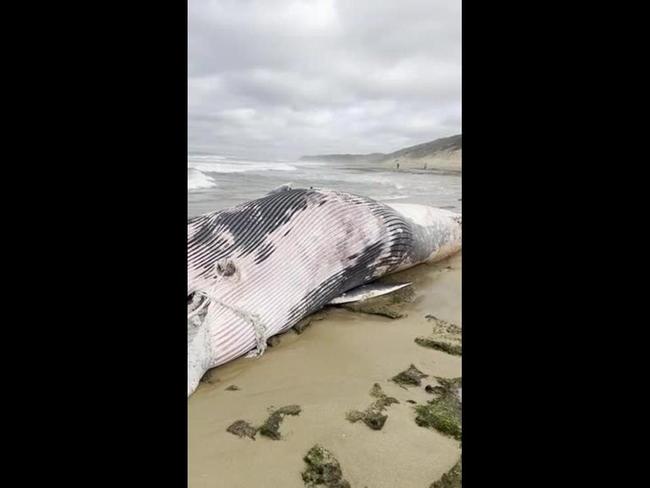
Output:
(187, 187), (461, 396)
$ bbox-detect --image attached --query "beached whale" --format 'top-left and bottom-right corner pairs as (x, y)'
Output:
(187, 187), (461, 396)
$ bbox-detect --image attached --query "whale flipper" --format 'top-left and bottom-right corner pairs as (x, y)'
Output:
(328, 282), (412, 305)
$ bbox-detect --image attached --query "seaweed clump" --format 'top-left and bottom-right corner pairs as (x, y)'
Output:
(430, 458), (462, 488)
(392, 364), (429, 386)
(302, 444), (350, 488)
(346, 383), (399, 430)
(225, 404), (302, 441)
(415, 377), (462, 440)
(415, 338), (462, 356)
(293, 311), (327, 334)
(416, 316), (462, 356)
(258, 405), (302, 440)
(226, 420), (257, 440)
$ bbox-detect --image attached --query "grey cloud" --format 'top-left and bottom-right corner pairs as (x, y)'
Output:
(189, 0), (461, 159)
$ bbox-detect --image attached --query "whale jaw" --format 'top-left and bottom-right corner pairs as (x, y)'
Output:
(188, 315), (212, 397)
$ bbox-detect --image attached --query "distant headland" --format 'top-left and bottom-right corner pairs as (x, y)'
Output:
(300, 134), (462, 172)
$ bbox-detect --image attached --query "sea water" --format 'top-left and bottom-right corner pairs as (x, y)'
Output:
(188, 154), (461, 218)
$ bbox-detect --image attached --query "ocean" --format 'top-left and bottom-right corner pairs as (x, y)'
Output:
(188, 154), (461, 218)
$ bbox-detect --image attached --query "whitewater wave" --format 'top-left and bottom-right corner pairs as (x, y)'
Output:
(375, 194), (410, 202)
(188, 157), (297, 174)
(188, 169), (217, 191)
(188, 154), (227, 161)
(363, 174), (406, 190)
(302, 172), (406, 191)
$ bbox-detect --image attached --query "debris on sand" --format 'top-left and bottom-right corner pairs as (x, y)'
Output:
(258, 405), (302, 440)
(435, 377), (462, 391)
(425, 315), (462, 334)
(416, 316), (462, 356)
(425, 385), (444, 395)
(275, 404), (303, 415)
(392, 364), (429, 386)
(346, 383), (399, 431)
(342, 302), (405, 319)
(293, 311), (327, 334)
(302, 444), (351, 488)
(226, 405), (302, 440)
(415, 337), (462, 355)
(266, 335), (281, 347)
(345, 410), (366, 423)
(340, 285), (415, 319)
(369, 383), (400, 410)
(415, 377), (462, 440)
(430, 458), (462, 488)
(226, 420), (257, 440)
(225, 384), (240, 391)
(360, 410), (388, 430)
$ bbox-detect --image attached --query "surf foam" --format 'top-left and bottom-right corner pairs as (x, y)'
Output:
(188, 169), (217, 191)
(188, 156), (297, 174)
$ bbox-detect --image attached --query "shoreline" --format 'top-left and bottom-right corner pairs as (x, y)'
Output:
(383, 159), (461, 174)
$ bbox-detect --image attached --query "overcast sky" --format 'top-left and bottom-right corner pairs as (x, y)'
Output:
(189, 0), (461, 160)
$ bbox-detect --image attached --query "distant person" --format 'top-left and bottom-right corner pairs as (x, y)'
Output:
(424, 163), (427, 170)
(396, 162), (400, 171)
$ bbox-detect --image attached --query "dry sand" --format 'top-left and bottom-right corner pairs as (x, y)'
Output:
(188, 252), (462, 488)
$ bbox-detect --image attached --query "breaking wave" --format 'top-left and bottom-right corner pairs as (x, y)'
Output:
(188, 169), (217, 191)
(188, 155), (297, 174)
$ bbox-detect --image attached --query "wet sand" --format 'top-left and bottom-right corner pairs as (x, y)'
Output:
(188, 252), (461, 488)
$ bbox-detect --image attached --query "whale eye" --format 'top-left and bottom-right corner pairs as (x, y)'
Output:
(215, 260), (236, 277)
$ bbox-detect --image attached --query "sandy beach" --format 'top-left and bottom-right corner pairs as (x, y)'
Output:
(381, 154), (462, 173)
(188, 252), (462, 488)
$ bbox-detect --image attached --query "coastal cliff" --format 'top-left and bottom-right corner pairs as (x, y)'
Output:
(300, 134), (462, 172)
